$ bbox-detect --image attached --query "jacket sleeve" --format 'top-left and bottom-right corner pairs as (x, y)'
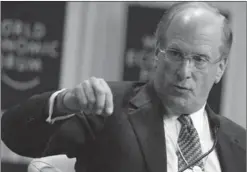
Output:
(1, 91), (105, 158)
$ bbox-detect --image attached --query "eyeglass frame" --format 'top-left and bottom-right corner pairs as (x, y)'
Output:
(157, 47), (224, 70)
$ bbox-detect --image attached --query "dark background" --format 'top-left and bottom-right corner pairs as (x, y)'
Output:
(1, 2), (66, 110)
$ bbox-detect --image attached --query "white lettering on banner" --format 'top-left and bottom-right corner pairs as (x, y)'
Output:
(125, 35), (156, 68)
(125, 35), (156, 81)
(1, 19), (46, 39)
(1, 38), (59, 57)
(2, 53), (43, 72)
(1, 19), (60, 90)
(142, 35), (156, 48)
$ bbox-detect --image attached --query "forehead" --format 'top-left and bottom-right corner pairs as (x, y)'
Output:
(165, 8), (223, 57)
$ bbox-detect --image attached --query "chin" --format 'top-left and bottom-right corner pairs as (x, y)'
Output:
(166, 96), (201, 114)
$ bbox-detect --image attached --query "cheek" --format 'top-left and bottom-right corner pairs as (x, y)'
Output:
(195, 68), (217, 97)
(156, 61), (176, 84)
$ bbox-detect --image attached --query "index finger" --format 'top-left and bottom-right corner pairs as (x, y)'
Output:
(99, 79), (113, 115)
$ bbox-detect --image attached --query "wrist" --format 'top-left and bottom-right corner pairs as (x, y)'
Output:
(55, 89), (76, 114)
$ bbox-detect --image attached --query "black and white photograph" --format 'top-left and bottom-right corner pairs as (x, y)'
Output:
(1, 1), (246, 172)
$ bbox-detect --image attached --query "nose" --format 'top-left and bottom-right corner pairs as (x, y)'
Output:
(176, 59), (192, 80)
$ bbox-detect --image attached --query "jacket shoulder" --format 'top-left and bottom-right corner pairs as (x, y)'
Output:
(107, 81), (145, 97)
(107, 81), (145, 93)
(106, 81), (146, 109)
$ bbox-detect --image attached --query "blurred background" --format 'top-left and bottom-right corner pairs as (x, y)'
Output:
(1, 1), (246, 172)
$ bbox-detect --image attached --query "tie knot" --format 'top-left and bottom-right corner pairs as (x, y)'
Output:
(178, 114), (192, 126)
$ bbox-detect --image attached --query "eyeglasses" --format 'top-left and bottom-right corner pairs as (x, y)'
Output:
(158, 48), (223, 70)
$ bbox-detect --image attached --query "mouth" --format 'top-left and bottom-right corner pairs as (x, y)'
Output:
(173, 85), (192, 93)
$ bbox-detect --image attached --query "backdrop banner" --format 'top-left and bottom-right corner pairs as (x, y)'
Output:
(123, 5), (165, 82)
(1, 2), (66, 110)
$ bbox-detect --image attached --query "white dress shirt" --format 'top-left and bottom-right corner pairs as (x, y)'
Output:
(47, 91), (222, 172)
(164, 105), (222, 172)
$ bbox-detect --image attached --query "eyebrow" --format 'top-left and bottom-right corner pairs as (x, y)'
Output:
(167, 47), (211, 59)
(193, 53), (210, 60)
(167, 40), (214, 57)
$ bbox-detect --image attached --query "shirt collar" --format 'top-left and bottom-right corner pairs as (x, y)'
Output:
(163, 103), (206, 123)
(163, 103), (207, 141)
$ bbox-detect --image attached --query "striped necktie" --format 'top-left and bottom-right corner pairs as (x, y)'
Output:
(177, 114), (204, 171)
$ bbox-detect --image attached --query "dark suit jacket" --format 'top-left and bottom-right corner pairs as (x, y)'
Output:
(2, 81), (246, 172)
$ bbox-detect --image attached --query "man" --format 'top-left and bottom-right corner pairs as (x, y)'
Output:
(2, 2), (245, 172)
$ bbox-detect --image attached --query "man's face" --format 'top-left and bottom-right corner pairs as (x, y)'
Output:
(153, 8), (228, 114)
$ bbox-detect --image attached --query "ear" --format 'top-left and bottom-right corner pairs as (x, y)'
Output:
(215, 57), (228, 84)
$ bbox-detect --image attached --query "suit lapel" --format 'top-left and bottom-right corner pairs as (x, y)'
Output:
(206, 105), (245, 172)
(127, 82), (167, 172)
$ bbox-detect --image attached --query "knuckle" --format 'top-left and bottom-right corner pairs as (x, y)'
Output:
(98, 78), (106, 84)
(95, 87), (104, 95)
(83, 80), (90, 85)
(84, 79), (89, 83)
(82, 81), (89, 89)
(83, 80), (92, 92)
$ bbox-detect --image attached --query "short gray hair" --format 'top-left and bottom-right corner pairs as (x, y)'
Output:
(155, 2), (233, 58)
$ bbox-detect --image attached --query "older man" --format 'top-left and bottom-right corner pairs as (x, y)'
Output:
(2, 2), (245, 172)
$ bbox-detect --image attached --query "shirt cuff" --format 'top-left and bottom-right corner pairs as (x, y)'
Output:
(46, 89), (75, 124)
